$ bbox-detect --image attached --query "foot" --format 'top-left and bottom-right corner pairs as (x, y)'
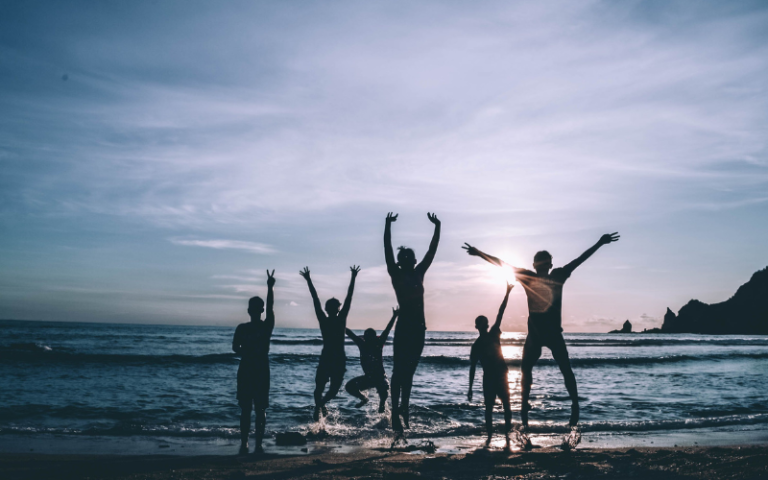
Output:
(569, 402), (579, 427)
(321, 405), (328, 417)
(253, 444), (264, 454)
(484, 435), (492, 447)
(238, 443), (249, 455)
(355, 398), (369, 408)
(402, 411), (410, 430)
(392, 411), (403, 432)
(378, 403), (386, 414)
(313, 405), (321, 422)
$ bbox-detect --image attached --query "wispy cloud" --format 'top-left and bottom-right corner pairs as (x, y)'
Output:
(169, 238), (276, 254)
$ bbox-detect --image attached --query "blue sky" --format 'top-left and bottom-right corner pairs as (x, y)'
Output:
(1, 0), (767, 331)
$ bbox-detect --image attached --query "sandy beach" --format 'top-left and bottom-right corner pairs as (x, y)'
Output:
(2, 445), (767, 480)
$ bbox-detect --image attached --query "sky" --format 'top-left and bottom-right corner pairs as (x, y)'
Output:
(1, 0), (767, 332)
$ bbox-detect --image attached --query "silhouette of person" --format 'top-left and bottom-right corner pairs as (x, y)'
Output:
(345, 307), (399, 413)
(469, 282), (514, 445)
(463, 233), (620, 428)
(384, 212), (441, 432)
(300, 265), (359, 421)
(232, 269), (276, 455)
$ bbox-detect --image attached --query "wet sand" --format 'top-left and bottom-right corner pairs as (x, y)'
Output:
(2, 445), (767, 479)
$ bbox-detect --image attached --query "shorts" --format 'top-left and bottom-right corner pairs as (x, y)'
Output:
(482, 370), (510, 406)
(350, 374), (389, 394)
(237, 359), (270, 408)
(521, 330), (570, 371)
(316, 354), (346, 385)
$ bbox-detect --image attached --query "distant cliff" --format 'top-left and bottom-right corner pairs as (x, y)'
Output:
(661, 267), (768, 334)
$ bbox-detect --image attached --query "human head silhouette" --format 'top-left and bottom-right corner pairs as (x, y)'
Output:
(397, 246), (417, 271)
(533, 250), (553, 274)
(363, 328), (377, 342)
(248, 296), (264, 320)
(325, 298), (341, 315)
(475, 315), (489, 333)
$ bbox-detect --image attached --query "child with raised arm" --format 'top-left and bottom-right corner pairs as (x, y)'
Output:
(345, 307), (399, 413)
(469, 282), (514, 445)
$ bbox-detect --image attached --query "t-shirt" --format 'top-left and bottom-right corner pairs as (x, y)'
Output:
(233, 320), (273, 364)
(514, 267), (573, 335)
(470, 325), (507, 375)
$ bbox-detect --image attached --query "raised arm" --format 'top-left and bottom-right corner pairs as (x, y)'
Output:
(468, 346), (478, 402)
(379, 307), (399, 346)
(462, 243), (507, 268)
(340, 265), (360, 319)
(265, 269), (275, 331)
(299, 267), (324, 321)
(384, 212), (398, 275)
(417, 212), (441, 273)
(561, 232), (620, 274)
(493, 282), (514, 331)
(345, 328), (364, 348)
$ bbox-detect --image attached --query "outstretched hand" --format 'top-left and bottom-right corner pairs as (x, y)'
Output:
(350, 265), (360, 277)
(266, 269), (276, 287)
(392, 306), (400, 318)
(462, 243), (480, 256)
(506, 282), (514, 293)
(386, 212), (398, 223)
(599, 232), (620, 245)
(427, 212), (440, 225)
(299, 267), (310, 280)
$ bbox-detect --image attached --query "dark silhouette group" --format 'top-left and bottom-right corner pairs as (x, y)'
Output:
(233, 212), (619, 453)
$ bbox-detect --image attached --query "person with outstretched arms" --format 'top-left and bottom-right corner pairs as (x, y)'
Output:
(463, 233), (620, 428)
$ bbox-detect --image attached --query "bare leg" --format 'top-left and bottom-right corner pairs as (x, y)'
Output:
(550, 339), (579, 426)
(484, 404), (494, 443)
(255, 408), (266, 453)
(377, 382), (389, 413)
(345, 376), (369, 407)
(322, 372), (344, 405)
(500, 383), (512, 436)
(239, 400), (251, 453)
(314, 377), (327, 421)
(520, 337), (542, 427)
(390, 372), (403, 432)
(400, 372), (414, 429)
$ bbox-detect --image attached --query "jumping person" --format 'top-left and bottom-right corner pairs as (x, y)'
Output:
(463, 233), (620, 427)
(232, 269), (276, 455)
(345, 307), (399, 413)
(300, 265), (360, 421)
(384, 212), (441, 432)
(468, 282), (514, 445)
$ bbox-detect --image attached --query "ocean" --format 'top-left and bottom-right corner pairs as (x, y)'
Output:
(1, 319), (767, 454)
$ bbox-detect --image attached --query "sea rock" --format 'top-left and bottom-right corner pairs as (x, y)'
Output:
(660, 266), (768, 334)
(275, 432), (307, 446)
(609, 319), (632, 333)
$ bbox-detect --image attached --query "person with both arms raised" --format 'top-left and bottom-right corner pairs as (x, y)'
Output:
(232, 269), (276, 455)
(300, 265), (359, 421)
(469, 281), (514, 447)
(345, 307), (399, 413)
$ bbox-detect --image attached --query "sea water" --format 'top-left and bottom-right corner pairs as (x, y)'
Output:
(1, 320), (767, 453)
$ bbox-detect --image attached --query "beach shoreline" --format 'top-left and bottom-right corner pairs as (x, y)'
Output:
(2, 444), (767, 479)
